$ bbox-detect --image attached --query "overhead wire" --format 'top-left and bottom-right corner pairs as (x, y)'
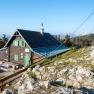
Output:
(72, 11), (94, 35)
(43, 10), (94, 58)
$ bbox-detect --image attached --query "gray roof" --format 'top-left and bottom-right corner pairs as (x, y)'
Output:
(18, 29), (61, 48)
(5, 29), (69, 58)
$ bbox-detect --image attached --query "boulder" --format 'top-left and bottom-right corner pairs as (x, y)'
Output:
(2, 89), (13, 94)
(39, 80), (49, 88)
(56, 87), (73, 94)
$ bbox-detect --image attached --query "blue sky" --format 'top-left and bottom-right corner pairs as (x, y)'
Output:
(0, 0), (94, 36)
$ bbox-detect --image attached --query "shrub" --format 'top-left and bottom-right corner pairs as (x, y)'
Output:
(27, 72), (36, 79)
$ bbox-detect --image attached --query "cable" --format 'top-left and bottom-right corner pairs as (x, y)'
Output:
(42, 11), (94, 58)
(72, 11), (94, 34)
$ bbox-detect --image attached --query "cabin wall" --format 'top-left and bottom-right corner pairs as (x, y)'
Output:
(0, 49), (8, 61)
(0, 50), (4, 61)
(33, 53), (44, 63)
(0, 47), (44, 65)
(0, 33), (45, 66)
(9, 37), (31, 65)
(9, 35), (44, 65)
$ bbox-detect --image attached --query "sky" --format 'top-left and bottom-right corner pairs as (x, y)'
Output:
(0, 0), (94, 36)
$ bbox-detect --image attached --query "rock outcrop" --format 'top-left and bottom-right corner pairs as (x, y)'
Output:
(3, 46), (94, 94)
(12, 63), (94, 94)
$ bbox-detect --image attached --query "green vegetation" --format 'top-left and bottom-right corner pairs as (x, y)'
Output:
(27, 71), (36, 79)
(61, 33), (94, 47)
(60, 48), (78, 59)
(30, 47), (94, 72)
(0, 34), (8, 48)
(72, 33), (94, 47)
(77, 33), (94, 41)
(29, 48), (75, 69)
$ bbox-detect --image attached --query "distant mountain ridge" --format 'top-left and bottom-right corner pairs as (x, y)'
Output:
(73, 33), (94, 41)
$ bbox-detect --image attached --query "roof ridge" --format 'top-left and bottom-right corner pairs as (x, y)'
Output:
(17, 29), (40, 33)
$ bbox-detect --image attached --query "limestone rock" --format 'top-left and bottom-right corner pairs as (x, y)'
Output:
(2, 89), (13, 94)
(5, 47), (94, 93)
(39, 80), (49, 88)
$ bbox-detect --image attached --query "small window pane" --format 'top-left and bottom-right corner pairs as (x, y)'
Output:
(15, 40), (18, 46)
(13, 40), (18, 46)
(19, 40), (22, 46)
(22, 41), (25, 47)
(19, 40), (25, 47)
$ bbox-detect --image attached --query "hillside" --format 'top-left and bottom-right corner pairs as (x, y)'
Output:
(73, 33), (94, 41)
(3, 47), (94, 94)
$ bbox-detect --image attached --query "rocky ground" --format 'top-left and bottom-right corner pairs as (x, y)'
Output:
(2, 46), (94, 94)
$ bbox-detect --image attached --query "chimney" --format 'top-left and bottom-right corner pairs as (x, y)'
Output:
(40, 23), (44, 35)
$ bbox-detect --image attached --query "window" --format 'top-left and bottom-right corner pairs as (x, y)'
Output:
(13, 40), (18, 46)
(13, 41), (15, 46)
(22, 41), (25, 47)
(19, 40), (25, 47)
(19, 40), (22, 46)
(14, 54), (18, 62)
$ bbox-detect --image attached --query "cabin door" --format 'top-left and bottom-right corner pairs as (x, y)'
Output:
(24, 54), (30, 67)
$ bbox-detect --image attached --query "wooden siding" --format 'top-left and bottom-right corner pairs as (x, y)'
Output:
(0, 49), (8, 61)
(9, 36), (31, 65)
(0, 33), (44, 65)
(33, 54), (44, 63)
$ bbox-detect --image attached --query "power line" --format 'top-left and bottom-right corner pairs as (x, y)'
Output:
(72, 11), (94, 34)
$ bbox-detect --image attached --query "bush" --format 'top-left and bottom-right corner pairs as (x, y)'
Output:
(27, 72), (36, 79)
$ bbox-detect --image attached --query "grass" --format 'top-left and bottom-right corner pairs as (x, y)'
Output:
(27, 71), (36, 79)
(30, 48), (82, 68)
(61, 48), (86, 59)
(29, 47), (94, 72)
(6, 47), (94, 93)
(30, 55), (60, 69)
